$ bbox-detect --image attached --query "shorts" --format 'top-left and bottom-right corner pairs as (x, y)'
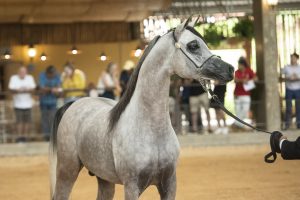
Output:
(15, 108), (32, 123)
(189, 93), (210, 113)
(210, 96), (225, 109)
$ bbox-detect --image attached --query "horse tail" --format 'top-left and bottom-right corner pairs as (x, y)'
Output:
(49, 101), (74, 199)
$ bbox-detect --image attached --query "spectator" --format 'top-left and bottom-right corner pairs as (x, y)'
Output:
(39, 66), (60, 141)
(97, 62), (121, 100)
(180, 79), (194, 132)
(169, 76), (181, 131)
(189, 79), (211, 133)
(61, 63), (86, 103)
(233, 57), (256, 130)
(9, 66), (36, 142)
(281, 52), (300, 130)
(210, 81), (228, 134)
(120, 60), (134, 97)
(87, 82), (98, 98)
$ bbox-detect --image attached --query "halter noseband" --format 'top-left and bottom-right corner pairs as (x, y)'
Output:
(171, 27), (216, 69)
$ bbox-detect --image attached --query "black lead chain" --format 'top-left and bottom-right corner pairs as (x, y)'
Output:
(199, 80), (279, 163)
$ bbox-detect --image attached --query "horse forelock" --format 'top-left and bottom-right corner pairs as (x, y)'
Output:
(185, 26), (207, 44)
(108, 35), (161, 131)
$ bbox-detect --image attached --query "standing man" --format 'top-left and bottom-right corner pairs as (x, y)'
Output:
(189, 79), (211, 133)
(281, 53), (300, 129)
(210, 81), (228, 134)
(39, 65), (61, 141)
(9, 66), (36, 142)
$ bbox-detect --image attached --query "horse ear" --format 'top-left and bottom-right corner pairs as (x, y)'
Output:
(190, 16), (201, 27)
(174, 16), (192, 39)
(184, 15), (192, 27)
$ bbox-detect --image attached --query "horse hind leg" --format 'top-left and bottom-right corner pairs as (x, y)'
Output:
(96, 178), (115, 200)
(53, 154), (82, 200)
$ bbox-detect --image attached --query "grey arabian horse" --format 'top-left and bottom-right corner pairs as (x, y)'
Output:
(49, 18), (234, 200)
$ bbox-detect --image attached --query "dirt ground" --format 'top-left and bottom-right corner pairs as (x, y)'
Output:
(0, 145), (299, 200)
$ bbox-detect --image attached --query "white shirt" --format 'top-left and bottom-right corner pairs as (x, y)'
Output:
(9, 74), (36, 109)
(97, 73), (115, 95)
(282, 65), (300, 90)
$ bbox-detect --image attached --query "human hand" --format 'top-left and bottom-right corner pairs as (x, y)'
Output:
(19, 87), (28, 92)
(44, 87), (51, 92)
(280, 135), (287, 142)
(51, 88), (58, 93)
(291, 74), (298, 80)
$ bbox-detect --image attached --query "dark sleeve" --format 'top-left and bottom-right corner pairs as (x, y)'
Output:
(281, 137), (300, 160)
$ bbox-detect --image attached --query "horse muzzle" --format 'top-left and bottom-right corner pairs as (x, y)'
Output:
(199, 56), (234, 83)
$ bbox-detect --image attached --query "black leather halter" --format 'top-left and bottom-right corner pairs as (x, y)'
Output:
(171, 27), (216, 69)
(171, 26), (280, 164)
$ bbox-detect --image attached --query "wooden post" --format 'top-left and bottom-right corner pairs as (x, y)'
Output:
(253, 0), (281, 130)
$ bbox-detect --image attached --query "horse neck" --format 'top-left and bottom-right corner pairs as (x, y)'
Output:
(131, 37), (173, 127)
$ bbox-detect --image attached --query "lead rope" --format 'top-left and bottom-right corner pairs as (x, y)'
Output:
(199, 79), (279, 163)
(172, 28), (279, 163)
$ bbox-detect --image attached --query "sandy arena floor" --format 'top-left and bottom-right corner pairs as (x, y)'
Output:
(0, 145), (299, 200)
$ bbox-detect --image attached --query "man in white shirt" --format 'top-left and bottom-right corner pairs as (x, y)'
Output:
(9, 67), (36, 142)
(281, 53), (300, 129)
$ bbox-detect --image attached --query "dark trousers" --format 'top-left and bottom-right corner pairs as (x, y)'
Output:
(100, 91), (115, 100)
(285, 89), (300, 128)
(40, 104), (57, 138)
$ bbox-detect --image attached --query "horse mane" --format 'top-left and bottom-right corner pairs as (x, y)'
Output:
(108, 35), (161, 131)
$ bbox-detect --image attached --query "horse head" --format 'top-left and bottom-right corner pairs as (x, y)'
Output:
(171, 17), (234, 84)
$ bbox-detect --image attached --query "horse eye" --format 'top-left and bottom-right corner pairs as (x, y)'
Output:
(187, 40), (200, 52)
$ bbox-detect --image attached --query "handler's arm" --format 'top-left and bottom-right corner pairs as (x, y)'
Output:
(281, 137), (300, 160)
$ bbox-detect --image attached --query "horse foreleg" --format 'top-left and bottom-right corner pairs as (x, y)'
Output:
(157, 172), (177, 200)
(124, 181), (140, 200)
(96, 177), (115, 200)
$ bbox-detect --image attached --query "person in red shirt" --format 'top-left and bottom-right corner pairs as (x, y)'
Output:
(233, 57), (257, 129)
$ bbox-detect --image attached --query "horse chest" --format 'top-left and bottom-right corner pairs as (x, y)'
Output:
(113, 129), (180, 172)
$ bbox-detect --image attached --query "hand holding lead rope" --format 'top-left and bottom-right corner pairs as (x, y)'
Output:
(198, 79), (284, 163)
(264, 131), (283, 163)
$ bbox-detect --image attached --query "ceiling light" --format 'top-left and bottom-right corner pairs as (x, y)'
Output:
(68, 46), (81, 55)
(100, 52), (107, 61)
(40, 53), (47, 61)
(28, 44), (36, 58)
(134, 46), (142, 57)
(3, 49), (11, 60)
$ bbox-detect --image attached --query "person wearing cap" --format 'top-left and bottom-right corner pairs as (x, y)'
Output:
(39, 65), (61, 141)
(281, 53), (300, 130)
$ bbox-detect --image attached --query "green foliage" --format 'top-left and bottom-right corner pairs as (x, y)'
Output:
(232, 17), (254, 39)
(203, 24), (224, 47)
